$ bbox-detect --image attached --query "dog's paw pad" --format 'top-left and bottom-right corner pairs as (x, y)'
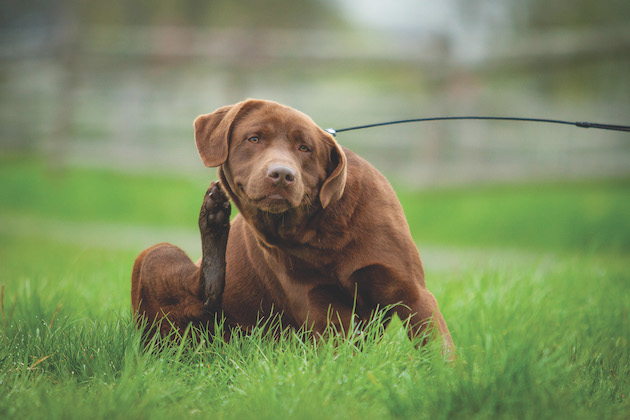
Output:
(199, 181), (231, 233)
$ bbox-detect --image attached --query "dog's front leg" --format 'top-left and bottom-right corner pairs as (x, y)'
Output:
(130, 181), (230, 337)
(198, 181), (231, 313)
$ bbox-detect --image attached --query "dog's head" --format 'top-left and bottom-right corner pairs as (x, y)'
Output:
(194, 99), (347, 214)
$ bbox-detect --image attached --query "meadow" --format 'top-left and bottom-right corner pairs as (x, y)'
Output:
(0, 157), (628, 419)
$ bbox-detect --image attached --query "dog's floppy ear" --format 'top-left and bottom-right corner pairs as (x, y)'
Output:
(194, 105), (234, 167)
(194, 100), (262, 167)
(319, 134), (347, 208)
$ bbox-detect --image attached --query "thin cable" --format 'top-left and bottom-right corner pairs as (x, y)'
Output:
(324, 116), (630, 136)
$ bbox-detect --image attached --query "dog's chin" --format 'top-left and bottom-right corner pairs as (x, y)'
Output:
(250, 194), (299, 214)
(236, 182), (305, 214)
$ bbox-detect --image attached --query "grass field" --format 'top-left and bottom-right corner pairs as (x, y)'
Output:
(1, 157), (629, 419)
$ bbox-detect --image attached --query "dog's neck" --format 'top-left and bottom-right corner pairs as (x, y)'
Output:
(251, 204), (321, 246)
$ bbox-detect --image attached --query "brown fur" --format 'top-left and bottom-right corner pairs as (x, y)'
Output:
(131, 99), (454, 351)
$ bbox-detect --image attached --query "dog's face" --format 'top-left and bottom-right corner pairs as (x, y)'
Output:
(194, 99), (347, 214)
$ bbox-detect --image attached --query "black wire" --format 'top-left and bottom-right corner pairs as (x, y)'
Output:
(325, 116), (630, 136)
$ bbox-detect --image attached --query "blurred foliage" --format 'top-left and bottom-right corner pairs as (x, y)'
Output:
(453, 0), (630, 29)
(10, 0), (629, 32)
(515, 0), (630, 29)
(1, 0), (343, 29)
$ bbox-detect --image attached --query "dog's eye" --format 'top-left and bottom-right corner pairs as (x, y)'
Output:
(298, 145), (311, 153)
(248, 136), (260, 144)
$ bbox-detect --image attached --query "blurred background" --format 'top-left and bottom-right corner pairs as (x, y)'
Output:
(2, 0), (629, 187)
(0, 0), (629, 335)
(2, 3), (630, 414)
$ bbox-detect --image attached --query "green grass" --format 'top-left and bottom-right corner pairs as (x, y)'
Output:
(0, 158), (209, 227)
(398, 180), (630, 254)
(1, 158), (629, 419)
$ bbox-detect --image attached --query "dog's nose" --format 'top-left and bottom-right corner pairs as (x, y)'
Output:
(266, 165), (296, 185)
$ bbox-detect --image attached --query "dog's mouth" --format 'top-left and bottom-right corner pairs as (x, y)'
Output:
(253, 194), (296, 213)
(236, 182), (300, 213)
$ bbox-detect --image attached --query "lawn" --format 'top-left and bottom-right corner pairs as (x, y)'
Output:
(0, 157), (628, 419)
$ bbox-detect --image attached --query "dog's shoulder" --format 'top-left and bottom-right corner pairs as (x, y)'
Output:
(339, 146), (399, 206)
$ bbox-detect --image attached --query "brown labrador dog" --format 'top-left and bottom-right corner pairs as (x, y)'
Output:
(131, 99), (454, 351)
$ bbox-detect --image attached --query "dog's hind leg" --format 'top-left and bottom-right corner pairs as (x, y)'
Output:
(131, 181), (231, 337)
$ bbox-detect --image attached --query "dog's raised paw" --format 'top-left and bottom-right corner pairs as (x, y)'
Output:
(199, 181), (231, 234)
